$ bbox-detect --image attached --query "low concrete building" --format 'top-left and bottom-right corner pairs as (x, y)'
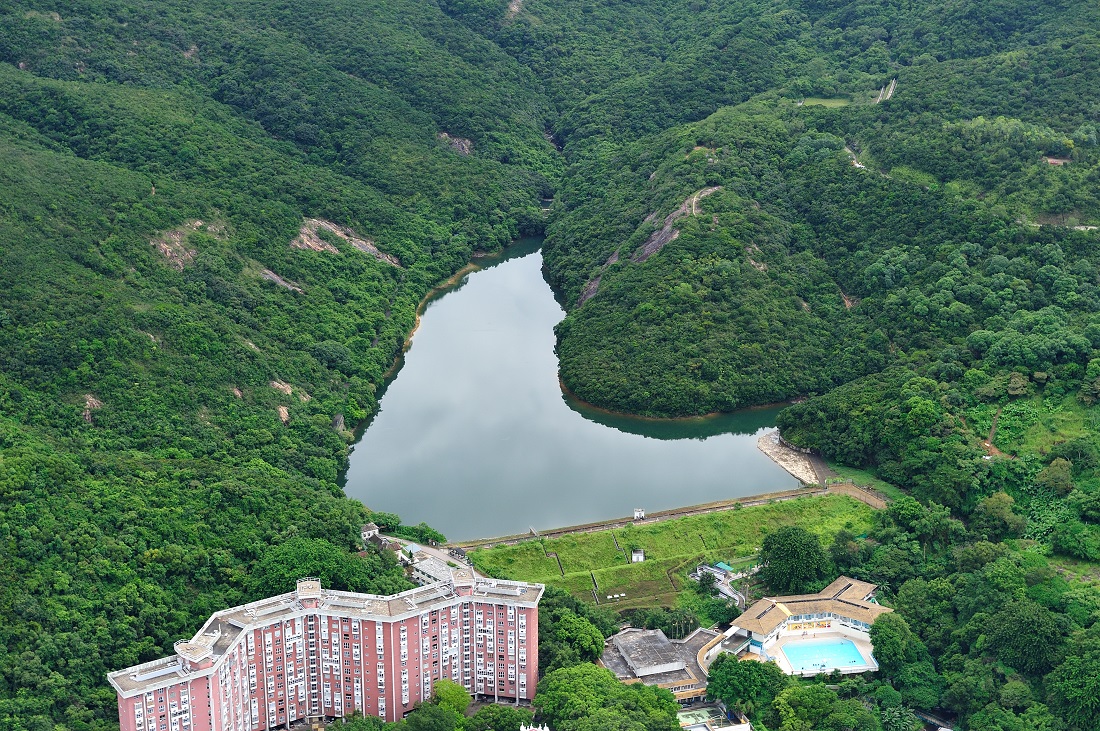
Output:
(408, 548), (477, 587)
(677, 705), (753, 731)
(613, 629), (686, 677)
(725, 576), (890, 676)
(361, 522), (380, 543)
(600, 627), (720, 702)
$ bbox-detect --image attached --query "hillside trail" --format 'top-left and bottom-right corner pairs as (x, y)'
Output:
(982, 405), (1013, 458)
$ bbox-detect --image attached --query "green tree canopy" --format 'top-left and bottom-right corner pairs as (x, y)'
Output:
(431, 679), (470, 716)
(461, 705), (534, 731)
(706, 654), (788, 718)
(1036, 458), (1076, 497)
(1047, 631), (1100, 730)
(247, 537), (411, 600)
(538, 587), (616, 674)
(970, 492), (1027, 541)
(868, 613), (925, 676)
(533, 664), (679, 731)
(769, 684), (881, 731)
(400, 703), (463, 731)
(758, 526), (829, 594)
(331, 714), (389, 731)
(986, 600), (1066, 676)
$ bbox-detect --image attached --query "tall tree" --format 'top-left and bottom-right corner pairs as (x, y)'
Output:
(706, 654), (788, 715)
(247, 537), (411, 599)
(986, 601), (1066, 676)
(431, 679), (470, 716)
(758, 526), (829, 594)
(534, 664), (679, 731)
(462, 705), (534, 731)
(868, 613), (924, 676)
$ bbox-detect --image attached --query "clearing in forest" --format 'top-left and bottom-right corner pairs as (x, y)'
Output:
(801, 97), (851, 108)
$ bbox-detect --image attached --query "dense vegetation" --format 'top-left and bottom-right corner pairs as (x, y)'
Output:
(0, 1), (554, 728)
(3, 0), (1100, 729)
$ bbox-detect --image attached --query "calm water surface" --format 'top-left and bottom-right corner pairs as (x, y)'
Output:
(343, 239), (797, 541)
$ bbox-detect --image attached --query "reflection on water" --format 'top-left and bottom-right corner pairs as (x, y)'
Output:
(562, 393), (788, 440)
(343, 240), (797, 541)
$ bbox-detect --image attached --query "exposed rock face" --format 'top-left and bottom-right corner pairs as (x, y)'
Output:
(290, 218), (401, 266)
(82, 394), (103, 423)
(150, 220), (228, 270)
(277, 405), (290, 424)
(271, 380), (310, 402)
(756, 429), (817, 484)
(438, 132), (474, 156)
(576, 188), (722, 306)
(261, 269), (303, 293)
(151, 222), (196, 270)
(632, 186), (721, 263)
(577, 251), (620, 307)
(270, 380), (293, 396)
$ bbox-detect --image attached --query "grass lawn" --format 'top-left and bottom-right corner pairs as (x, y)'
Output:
(1045, 553), (1100, 583)
(825, 463), (908, 502)
(470, 495), (875, 604)
(802, 97), (851, 107)
(1008, 395), (1094, 455)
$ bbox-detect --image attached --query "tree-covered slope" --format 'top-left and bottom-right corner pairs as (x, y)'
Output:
(545, 30), (1100, 415)
(0, 2), (558, 728)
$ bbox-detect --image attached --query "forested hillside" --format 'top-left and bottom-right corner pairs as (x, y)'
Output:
(0, 1), (555, 727)
(3, 0), (1100, 729)
(544, 15), (1100, 417)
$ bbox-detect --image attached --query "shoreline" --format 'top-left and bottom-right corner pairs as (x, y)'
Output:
(381, 261), (483, 380)
(378, 236), (544, 382)
(343, 237), (542, 468)
(559, 376), (796, 423)
(756, 428), (818, 484)
(452, 486), (825, 548)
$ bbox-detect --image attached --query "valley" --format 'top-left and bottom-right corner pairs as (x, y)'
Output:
(3, 0), (1100, 729)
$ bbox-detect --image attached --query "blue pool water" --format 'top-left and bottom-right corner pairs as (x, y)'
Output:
(780, 638), (867, 672)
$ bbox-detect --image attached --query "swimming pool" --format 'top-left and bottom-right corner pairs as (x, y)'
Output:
(780, 638), (867, 673)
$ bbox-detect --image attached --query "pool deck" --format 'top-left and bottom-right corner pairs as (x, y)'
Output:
(768, 629), (878, 676)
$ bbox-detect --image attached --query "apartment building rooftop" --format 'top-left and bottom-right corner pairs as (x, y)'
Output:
(108, 575), (543, 698)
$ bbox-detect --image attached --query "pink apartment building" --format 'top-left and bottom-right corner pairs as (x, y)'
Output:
(108, 576), (543, 731)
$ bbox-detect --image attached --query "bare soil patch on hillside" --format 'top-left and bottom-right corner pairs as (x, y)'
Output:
(291, 218), (401, 266)
(261, 269), (303, 293)
(151, 219), (227, 270)
(632, 187), (721, 263)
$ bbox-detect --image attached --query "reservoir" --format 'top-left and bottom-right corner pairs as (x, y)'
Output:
(343, 239), (798, 541)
